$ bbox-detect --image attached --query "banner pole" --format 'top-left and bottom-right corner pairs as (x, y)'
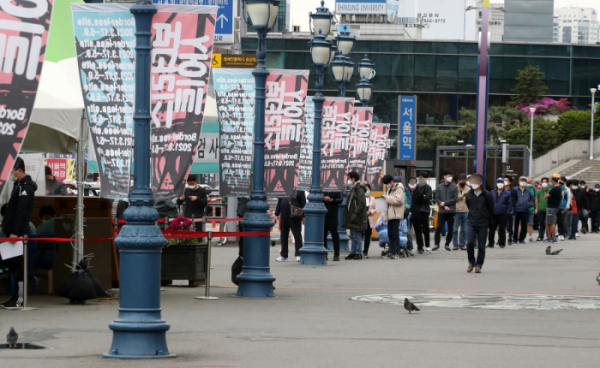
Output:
(20, 237), (37, 311)
(196, 231), (218, 300)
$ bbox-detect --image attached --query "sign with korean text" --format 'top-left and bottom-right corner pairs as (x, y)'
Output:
(72, 3), (136, 199)
(211, 54), (257, 68)
(150, 5), (218, 199)
(297, 97), (314, 191)
(193, 121), (219, 167)
(47, 159), (69, 182)
(0, 0), (53, 194)
(264, 70), (309, 198)
(348, 107), (373, 180)
(321, 97), (354, 192)
(366, 123), (390, 191)
(398, 95), (416, 161)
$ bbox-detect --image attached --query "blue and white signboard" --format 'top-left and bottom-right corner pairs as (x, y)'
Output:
(336, 0), (387, 15)
(398, 95), (416, 161)
(153, 0), (235, 44)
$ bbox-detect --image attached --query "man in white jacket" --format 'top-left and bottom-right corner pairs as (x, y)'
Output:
(382, 175), (405, 259)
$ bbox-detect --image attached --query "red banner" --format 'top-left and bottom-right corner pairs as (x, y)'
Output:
(348, 107), (373, 181)
(46, 159), (67, 181)
(321, 97), (354, 192)
(0, 0), (53, 193)
(366, 123), (390, 191)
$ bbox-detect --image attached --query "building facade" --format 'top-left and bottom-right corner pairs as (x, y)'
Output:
(504, 0), (554, 43)
(554, 7), (599, 45)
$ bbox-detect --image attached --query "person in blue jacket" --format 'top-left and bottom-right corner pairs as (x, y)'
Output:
(488, 177), (512, 248)
(512, 176), (534, 244)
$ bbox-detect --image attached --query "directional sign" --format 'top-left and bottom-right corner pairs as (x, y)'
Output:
(211, 54), (257, 68)
(153, 0), (235, 44)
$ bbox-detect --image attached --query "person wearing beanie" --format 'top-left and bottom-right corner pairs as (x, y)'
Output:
(45, 165), (67, 196)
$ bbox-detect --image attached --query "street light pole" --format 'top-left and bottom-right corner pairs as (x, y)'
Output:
(529, 107), (536, 177)
(356, 54), (374, 108)
(236, 0), (279, 297)
(301, 2), (333, 265)
(591, 88), (596, 160)
(104, 0), (173, 359)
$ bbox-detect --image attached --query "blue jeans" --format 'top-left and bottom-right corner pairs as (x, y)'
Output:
(453, 212), (468, 247)
(572, 212), (580, 235)
(387, 219), (401, 255)
(350, 229), (363, 255)
(467, 225), (488, 268)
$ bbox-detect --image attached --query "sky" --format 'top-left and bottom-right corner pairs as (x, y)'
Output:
(290, 0), (600, 34)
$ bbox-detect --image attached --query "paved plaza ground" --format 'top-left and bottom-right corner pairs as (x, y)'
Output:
(1, 234), (600, 368)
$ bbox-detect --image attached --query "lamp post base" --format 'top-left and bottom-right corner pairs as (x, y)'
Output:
(300, 192), (328, 266)
(103, 329), (175, 359)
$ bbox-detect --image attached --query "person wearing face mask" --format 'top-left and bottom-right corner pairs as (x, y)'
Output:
(63, 179), (77, 196)
(342, 172), (369, 260)
(563, 180), (576, 240)
(177, 174), (208, 222)
(557, 175), (568, 240)
(409, 173), (432, 254)
(323, 190), (343, 261)
(570, 179), (588, 238)
(1, 157), (37, 309)
(534, 177), (551, 241)
(511, 176), (534, 244)
(404, 177), (416, 255)
(578, 180), (590, 234)
(588, 184), (600, 233)
(503, 175), (516, 243)
(526, 176), (536, 242)
(45, 165), (67, 196)
(379, 175), (405, 259)
(452, 174), (470, 251)
(488, 177), (511, 248)
(464, 173), (494, 273)
(275, 190), (306, 262)
(363, 184), (377, 258)
(434, 170), (458, 251)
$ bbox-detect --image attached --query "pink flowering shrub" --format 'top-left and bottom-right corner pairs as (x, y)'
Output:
(517, 97), (573, 117)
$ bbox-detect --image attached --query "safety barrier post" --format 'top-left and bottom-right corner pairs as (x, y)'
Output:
(195, 231), (218, 300)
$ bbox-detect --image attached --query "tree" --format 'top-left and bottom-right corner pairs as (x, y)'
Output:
(556, 110), (600, 142)
(503, 119), (561, 158)
(512, 65), (549, 105)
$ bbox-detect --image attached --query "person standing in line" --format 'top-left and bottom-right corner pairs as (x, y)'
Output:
(453, 174), (470, 251)
(380, 175), (405, 259)
(404, 178), (415, 256)
(571, 179), (589, 238)
(544, 176), (563, 243)
(526, 176), (536, 242)
(1, 158), (37, 309)
(488, 177), (511, 248)
(557, 175), (568, 240)
(434, 170), (458, 251)
(177, 175), (208, 222)
(342, 172), (369, 260)
(363, 184), (377, 259)
(563, 180), (574, 240)
(512, 176), (533, 244)
(275, 191), (306, 262)
(323, 190), (343, 261)
(588, 184), (600, 233)
(579, 180), (590, 233)
(409, 174), (429, 254)
(534, 177), (551, 241)
(465, 174), (494, 273)
(45, 165), (67, 196)
(503, 175), (516, 244)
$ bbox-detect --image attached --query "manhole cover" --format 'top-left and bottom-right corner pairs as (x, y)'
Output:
(0, 343), (48, 350)
(350, 293), (600, 311)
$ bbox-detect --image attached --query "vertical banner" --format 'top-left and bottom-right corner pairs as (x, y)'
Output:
(150, 5), (218, 198)
(72, 3), (136, 199)
(398, 95), (416, 161)
(321, 97), (354, 192)
(213, 68), (255, 197)
(297, 97), (314, 191)
(0, 0), (53, 193)
(264, 70), (309, 198)
(366, 123), (390, 191)
(348, 107), (373, 180)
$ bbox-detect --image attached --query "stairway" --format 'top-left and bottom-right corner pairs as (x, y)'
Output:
(558, 159), (600, 185)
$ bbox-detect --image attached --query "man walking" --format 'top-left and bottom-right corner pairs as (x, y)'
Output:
(1, 158), (37, 309)
(323, 191), (343, 261)
(512, 176), (533, 244)
(465, 174), (494, 273)
(544, 176), (563, 243)
(381, 175), (405, 259)
(342, 172), (368, 260)
(488, 177), (511, 248)
(410, 173), (433, 254)
(275, 191), (306, 262)
(453, 174), (470, 251)
(434, 170), (458, 251)
(535, 178), (550, 241)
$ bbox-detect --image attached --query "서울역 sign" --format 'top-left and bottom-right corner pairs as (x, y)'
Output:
(211, 54), (257, 68)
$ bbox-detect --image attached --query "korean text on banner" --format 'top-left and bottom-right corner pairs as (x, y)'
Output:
(213, 68), (255, 197)
(348, 107), (373, 180)
(150, 6), (218, 199)
(366, 123), (390, 191)
(398, 95), (416, 161)
(47, 159), (68, 182)
(72, 3), (135, 200)
(321, 97), (354, 192)
(297, 97), (314, 191)
(0, 0), (53, 194)
(264, 70), (309, 198)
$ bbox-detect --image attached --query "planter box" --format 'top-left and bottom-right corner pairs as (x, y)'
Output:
(161, 243), (208, 287)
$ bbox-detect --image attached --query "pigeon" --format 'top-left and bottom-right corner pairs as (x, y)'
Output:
(550, 249), (563, 255)
(404, 298), (420, 314)
(545, 246), (552, 255)
(596, 273), (600, 285)
(7, 327), (18, 348)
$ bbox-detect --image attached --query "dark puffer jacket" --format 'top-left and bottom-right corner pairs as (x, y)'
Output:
(342, 182), (368, 231)
(2, 175), (37, 236)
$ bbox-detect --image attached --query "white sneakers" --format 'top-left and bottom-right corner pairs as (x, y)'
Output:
(559, 235), (565, 241)
(276, 257), (289, 262)
(425, 248), (432, 253)
(296, 256), (301, 262)
(529, 237), (534, 242)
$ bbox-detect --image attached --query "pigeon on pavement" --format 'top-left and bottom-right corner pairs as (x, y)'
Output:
(7, 327), (18, 348)
(545, 246), (552, 255)
(404, 298), (420, 314)
(550, 249), (563, 255)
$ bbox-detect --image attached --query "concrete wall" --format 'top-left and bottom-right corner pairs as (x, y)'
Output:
(533, 138), (600, 176)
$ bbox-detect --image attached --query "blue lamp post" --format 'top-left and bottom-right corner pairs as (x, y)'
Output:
(357, 54), (375, 107)
(236, 0), (279, 297)
(104, 0), (173, 359)
(300, 1), (333, 265)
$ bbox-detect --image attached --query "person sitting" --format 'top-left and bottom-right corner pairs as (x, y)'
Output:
(45, 166), (67, 196)
(31, 206), (60, 270)
(177, 175), (208, 225)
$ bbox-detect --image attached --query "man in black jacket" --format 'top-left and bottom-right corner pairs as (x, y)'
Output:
(1, 157), (37, 309)
(323, 191), (343, 261)
(465, 173), (494, 274)
(411, 171), (433, 254)
(177, 175), (208, 223)
(275, 191), (306, 262)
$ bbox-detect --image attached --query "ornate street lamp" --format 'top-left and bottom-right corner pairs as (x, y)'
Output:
(356, 55), (374, 106)
(329, 53), (353, 97)
(104, 0), (173, 359)
(336, 28), (356, 55)
(235, 0), (280, 297)
(300, 3), (333, 266)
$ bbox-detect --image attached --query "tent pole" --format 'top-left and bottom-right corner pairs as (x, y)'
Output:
(76, 112), (87, 262)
